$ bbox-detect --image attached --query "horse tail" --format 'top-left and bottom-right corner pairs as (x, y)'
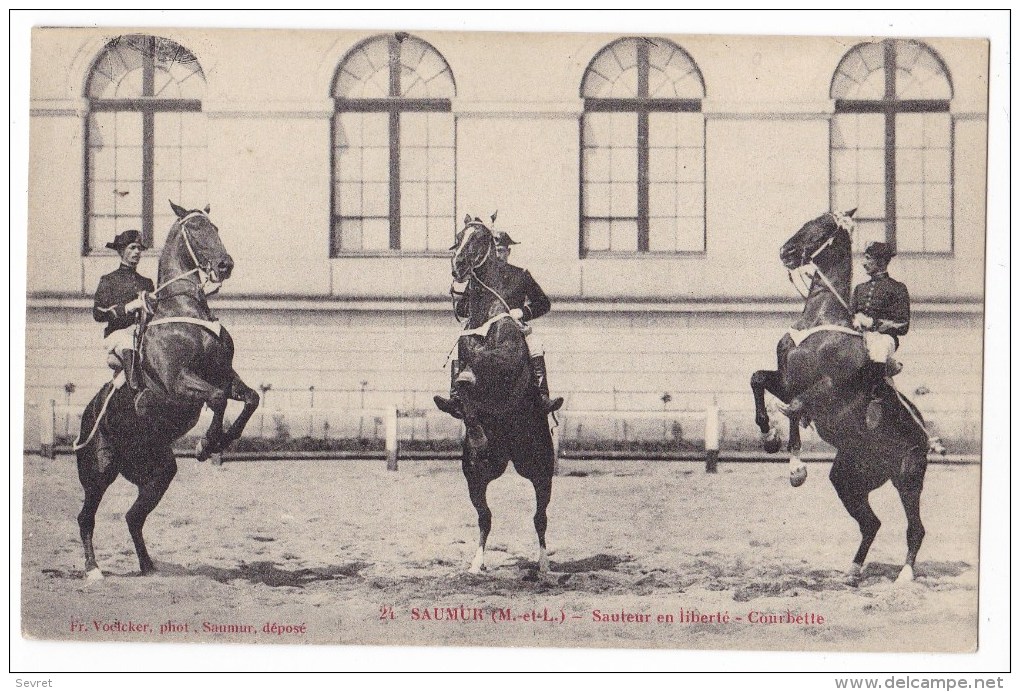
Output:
(72, 382), (118, 452)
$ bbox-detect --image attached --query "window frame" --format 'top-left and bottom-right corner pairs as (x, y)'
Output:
(579, 37), (706, 258)
(829, 39), (955, 256)
(83, 35), (204, 255)
(330, 34), (457, 257)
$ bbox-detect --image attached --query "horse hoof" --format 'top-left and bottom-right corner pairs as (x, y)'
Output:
(538, 557), (550, 573)
(789, 465), (807, 487)
(763, 432), (782, 454)
(895, 565), (915, 584)
(195, 439), (209, 462)
(85, 567), (105, 581)
(844, 563), (863, 587)
(210, 452), (223, 467)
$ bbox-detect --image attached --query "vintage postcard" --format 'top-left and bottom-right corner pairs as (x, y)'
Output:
(13, 13), (1006, 673)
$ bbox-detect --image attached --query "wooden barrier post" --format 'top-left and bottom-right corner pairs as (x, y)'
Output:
(704, 404), (720, 473)
(385, 405), (398, 471)
(40, 399), (56, 459)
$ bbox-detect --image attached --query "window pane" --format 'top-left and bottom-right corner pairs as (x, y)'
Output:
(338, 219), (363, 251)
(362, 182), (389, 216)
(896, 183), (924, 218)
(583, 182), (611, 217)
(609, 220), (638, 252)
(648, 113), (679, 148)
(609, 181), (637, 216)
(609, 147), (638, 183)
(896, 148), (924, 183)
(856, 184), (886, 218)
(853, 220), (885, 252)
(924, 150), (951, 182)
(402, 148), (428, 182)
(925, 183), (952, 218)
(648, 218), (676, 252)
(677, 182), (704, 219)
(401, 216), (428, 251)
(584, 220), (611, 252)
(362, 146), (389, 182)
(337, 183), (364, 216)
(649, 182), (676, 218)
(584, 149), (611, 183)
(676, 148), (703, 182)
(896, 217), (924, 253)
(676, 215), (704, 251)
(362, 218), (390, 250)
(649, 149), (677, 183)
(428, 182), (453, 217)
(401, 181), (428, 218)
(924, 217), (952, 253)
(154, 147), (181, 181)
(402, 113), (429, 147)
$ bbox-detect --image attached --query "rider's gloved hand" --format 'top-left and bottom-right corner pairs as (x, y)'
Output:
(853, 312), (874, 329)
(509, 308), (525, 321)
(451, 281), (468, 297)
(125, 296), (146, 313)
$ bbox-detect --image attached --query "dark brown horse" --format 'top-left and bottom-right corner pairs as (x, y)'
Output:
(74, 202), (259, 579)
(449, 216), (554, 573)
(750, 210), (929, 585)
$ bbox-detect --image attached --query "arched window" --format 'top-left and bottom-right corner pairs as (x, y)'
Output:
(331, 34), (456, 254)
(580, 37), (706, 255)
(830, 39), (953, 253)
(85, 34), (206, 253)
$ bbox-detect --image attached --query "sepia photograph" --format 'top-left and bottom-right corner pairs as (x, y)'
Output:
(10, 9), (1009, 679)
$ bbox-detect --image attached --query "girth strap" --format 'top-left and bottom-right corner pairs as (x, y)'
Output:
(147, 316), (222, 337)
(788, 324), (861, 347)
(443, 312), (513, 366)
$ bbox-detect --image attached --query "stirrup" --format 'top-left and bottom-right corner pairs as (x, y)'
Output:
(433, 395), (464, 420)
(542, 395), (564, 414)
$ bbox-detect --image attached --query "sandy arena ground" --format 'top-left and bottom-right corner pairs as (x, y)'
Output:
(19, 454), (979, 653)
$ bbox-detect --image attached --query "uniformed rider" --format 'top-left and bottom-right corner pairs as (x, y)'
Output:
(434, 230), (564, 419)
(93, 229), (154, 390)
(851, 241), (910, 430)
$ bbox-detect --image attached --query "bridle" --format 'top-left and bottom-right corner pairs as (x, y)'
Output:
(451, 224), (514, 320)
(152, 211), (225, 299)
(788, 232), (853, 315)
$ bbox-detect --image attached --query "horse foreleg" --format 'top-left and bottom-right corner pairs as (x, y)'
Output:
(218, 372), (260, 448)
(466, 474), (492, 574)
(125, 452), (177, 575)
(532, 475), (552, 573)
(169, 369), (228, 460)
(830, 457), (881, 586)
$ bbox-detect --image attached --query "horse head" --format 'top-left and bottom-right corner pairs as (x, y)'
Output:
(450, 214), (497, 283)
(163, 201), (235, 285)
(780, 208), (856, 273)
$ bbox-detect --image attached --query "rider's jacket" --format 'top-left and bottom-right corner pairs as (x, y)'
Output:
(851, 271), (910, 344)
(455, 263), (551, 329)
(93, 265), (154, 337)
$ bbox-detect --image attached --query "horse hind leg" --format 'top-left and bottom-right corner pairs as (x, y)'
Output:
(77, 452), (117, 580)
(125, 449), (178, 575)
(466, 473), (493, 574)
(894, 450), (927, 584)
(531, 475), (552, 573)
(750, 370), (785, 454)
(830, 457), (881, 586)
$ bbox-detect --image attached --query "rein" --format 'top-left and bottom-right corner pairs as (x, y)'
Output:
(151, 211), (224, 299)
(788, 234), (853, 316)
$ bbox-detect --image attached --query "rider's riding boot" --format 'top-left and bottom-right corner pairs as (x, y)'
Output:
(434, 360), (465, 420)
(95, 429), (115, 474)
(863, 361), (887, 431)
(530, 355), (564, 414)
(122, 348), (141, 390)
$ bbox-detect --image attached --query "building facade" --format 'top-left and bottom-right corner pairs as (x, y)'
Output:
(25, 28), (988, 448)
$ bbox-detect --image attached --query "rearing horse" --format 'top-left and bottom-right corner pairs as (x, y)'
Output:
(449, 217), (555, 574)
(74, 201), (260, 579)
(750, 210), (929, 585)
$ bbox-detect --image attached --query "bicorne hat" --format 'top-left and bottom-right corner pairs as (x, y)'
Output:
(493, 230), (520, 248)
(863, 241), (895, 262)
(105, 229), (147, 252)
